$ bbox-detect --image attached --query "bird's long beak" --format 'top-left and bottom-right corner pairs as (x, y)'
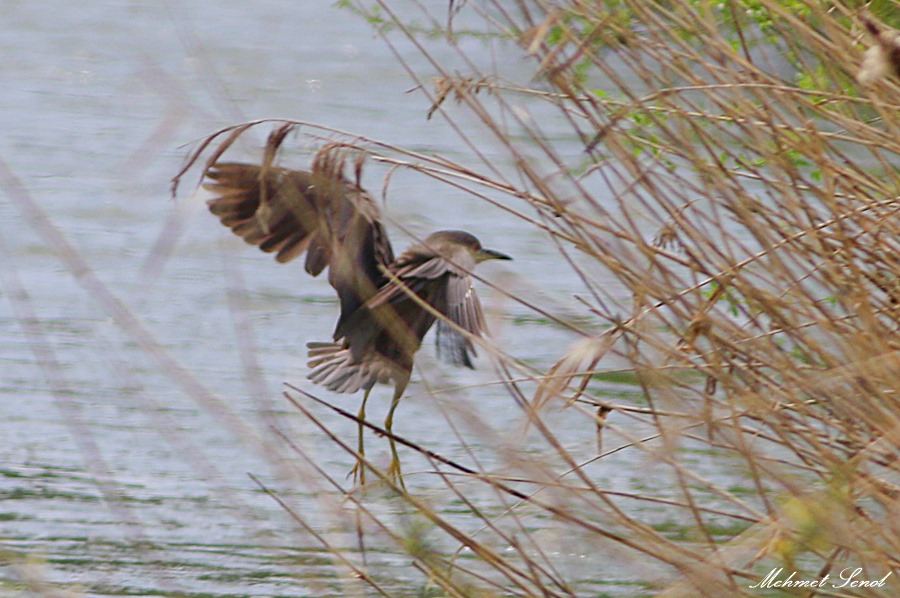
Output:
(477, 248), (513, 262)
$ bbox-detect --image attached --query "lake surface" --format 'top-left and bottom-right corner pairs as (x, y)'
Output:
(0, 2), (760, 596)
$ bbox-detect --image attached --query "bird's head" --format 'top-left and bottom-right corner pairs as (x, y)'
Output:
(426, 230), (512, 264)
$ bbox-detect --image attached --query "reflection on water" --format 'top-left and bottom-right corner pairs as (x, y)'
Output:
(0, 2), (760, 596)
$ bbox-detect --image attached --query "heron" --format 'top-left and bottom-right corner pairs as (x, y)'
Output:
(202, 145), (510, 486)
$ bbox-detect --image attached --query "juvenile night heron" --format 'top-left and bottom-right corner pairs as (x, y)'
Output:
(202, 147), (511, 485)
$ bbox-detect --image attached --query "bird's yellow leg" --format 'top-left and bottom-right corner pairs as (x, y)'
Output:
(349, 387), (372, 486)
(384, 387), (406, 491)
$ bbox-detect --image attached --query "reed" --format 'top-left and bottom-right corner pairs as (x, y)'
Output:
(175, 1), (900, 596)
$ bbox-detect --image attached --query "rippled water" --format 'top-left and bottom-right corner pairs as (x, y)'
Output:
(0, 2), (760, 596)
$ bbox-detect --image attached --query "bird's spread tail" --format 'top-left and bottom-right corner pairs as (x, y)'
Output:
(307, 341), (391, 394)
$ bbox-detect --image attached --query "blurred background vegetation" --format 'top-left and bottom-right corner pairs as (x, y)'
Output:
(3, 0), (898, 596)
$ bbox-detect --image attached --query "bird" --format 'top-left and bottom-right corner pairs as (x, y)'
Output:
(201, 143), (511, 487)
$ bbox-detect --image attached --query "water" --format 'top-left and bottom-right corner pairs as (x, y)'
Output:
(0, 2), (761, 596)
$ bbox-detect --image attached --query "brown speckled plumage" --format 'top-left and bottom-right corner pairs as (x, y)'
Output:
(203, 146), (510, 485)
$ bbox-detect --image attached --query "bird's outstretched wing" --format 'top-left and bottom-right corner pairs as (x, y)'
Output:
(203, 145), (395, 338)
(348, 242), (487, 370)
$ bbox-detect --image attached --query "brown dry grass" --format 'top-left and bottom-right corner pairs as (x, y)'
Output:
(172, 1), (900, 596)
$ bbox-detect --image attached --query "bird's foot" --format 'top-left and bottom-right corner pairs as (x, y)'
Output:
(348, 457), (366, 487)
(387, 456), (407, 492)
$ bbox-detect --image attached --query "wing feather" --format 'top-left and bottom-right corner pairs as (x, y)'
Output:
(203, 152), (395, 339)
(350, 244), (487, 369)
